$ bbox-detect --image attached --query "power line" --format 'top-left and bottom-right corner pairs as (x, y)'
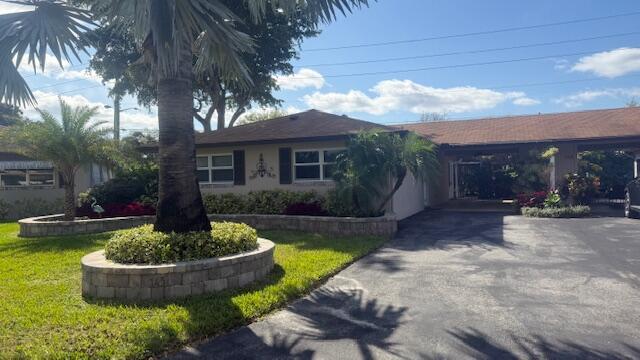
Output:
(286, 48), (636, 79)
(297, 32), (640, 67)
(305, 11), (640, 52)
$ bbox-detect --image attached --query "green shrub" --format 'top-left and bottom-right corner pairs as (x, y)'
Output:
(203, 190), (324, 215)
(521, 205), (591, 218)
(543, 189), (562, 208)
(83, 165), (158, 206)
(0, 199), (8, 219)
(104, 222), (258, 264)
(203, 193), (247, 214)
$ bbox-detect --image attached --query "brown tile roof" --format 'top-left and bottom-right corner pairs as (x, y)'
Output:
(397, 107), (640, 146)
(195, 109), (397, 146)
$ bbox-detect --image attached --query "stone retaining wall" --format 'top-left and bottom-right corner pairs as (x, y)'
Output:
(208, 214), (397, 238)
(20, 213), (396, 238)
(19, 215), (154, 237)
(81, 238), (275, 301)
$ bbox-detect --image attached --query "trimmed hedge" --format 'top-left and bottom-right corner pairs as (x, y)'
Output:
(203, 190), (325, 215)
(521, 205), (591, 218)
(104, 222), (258, 264)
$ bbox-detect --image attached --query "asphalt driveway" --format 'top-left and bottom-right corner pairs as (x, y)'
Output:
(170, 210), (640, 359)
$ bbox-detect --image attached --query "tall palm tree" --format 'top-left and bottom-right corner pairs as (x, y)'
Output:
(0, 0), (371, 233)
(8, 99), (110, 220)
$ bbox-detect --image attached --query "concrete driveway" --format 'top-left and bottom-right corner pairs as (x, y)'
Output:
(170, 211), (640, 359)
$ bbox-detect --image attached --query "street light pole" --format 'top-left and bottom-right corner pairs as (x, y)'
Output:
(113, 95), (121, 141)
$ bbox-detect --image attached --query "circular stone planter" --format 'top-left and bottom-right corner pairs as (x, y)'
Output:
(81, 238), (274, 301)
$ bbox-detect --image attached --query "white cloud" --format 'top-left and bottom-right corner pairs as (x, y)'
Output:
(275, 68), (325, 91)
(23, 91), (158, 131)
(571, 48), (640, 78)
(302, 79), (531, 115)
(18, 55), (108, 85)
(553, 59), (569, 71)
(512, 97), (541, 106)
(554, 88), (640, 107)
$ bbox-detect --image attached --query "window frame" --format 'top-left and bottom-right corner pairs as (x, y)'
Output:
(293, 147), (345, 182)
(196, 153), (235, 184)
(0, 168), (56, 188)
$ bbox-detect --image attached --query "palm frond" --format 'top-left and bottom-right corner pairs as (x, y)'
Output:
(0, 56), (34, 106)
(246, 0), (370, 24)
(0, 0), (93, 106)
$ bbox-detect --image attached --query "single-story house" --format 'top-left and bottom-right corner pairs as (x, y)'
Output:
(0, 129), (111, 219)
(193, 108), (640, 220)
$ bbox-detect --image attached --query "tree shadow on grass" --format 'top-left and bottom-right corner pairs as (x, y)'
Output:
(84, 264), (288, 356)
(423, 327), (640, 360)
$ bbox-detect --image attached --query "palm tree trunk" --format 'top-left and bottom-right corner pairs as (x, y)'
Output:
(376, 170), (407, 214)
(63, 176), (75, 221)
(154, 35), (211, 233)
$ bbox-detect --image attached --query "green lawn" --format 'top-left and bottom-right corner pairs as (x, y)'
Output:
(0, 222), (384, 359)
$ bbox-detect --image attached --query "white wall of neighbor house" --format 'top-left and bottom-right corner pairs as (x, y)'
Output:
(390, 172), (425, 219)
(196, 139), (347, 195)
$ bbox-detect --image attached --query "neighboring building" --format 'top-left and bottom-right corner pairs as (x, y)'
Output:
(0, 129), (110, 219)
(193, 108), (640, 220)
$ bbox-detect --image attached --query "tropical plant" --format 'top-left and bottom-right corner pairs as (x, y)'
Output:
(237, 108), (289, 125)
(543, 189), (562, 208)
(334, 131), (439, 215)
(0, 0), (371, 233)
(7, 100), (110, 220)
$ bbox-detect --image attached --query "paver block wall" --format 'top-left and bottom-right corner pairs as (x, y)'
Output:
(208, 214), (397, 238)
(20, 213), (397, 238)
(81, 238), (275, 301)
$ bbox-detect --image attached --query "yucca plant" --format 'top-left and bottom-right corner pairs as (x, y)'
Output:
(0, 0), (372, 233)
(7, 99), (110, 220)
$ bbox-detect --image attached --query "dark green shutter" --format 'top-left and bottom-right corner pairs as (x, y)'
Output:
(279, 147), (292, 184)
(233, 150), (245, 185)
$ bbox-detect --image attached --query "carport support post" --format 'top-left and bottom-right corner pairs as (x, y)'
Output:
(552, 144), (578, 189)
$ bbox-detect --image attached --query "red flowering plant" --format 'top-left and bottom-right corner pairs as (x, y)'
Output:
(515, 191), (548, 208)
(77, 201), (155, 219)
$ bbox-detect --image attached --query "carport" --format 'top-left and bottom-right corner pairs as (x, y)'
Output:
(399, 107), (640, 206)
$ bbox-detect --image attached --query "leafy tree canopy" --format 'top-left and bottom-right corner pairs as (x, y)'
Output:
(0, 103), (25, 126)
(87, 1), (319, 131)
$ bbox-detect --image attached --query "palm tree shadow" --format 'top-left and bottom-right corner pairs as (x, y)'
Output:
(170, 330), (315, 359)
(430, 327), (640, 360)
(285, 286), (408, 359)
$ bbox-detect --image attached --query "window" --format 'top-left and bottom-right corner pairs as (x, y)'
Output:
(196, 154), (234, 184)
(0, 168), (55, 187)
(294, 148), (345, 181)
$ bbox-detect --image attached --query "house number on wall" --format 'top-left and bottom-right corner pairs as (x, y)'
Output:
(250, 153), (276, 179)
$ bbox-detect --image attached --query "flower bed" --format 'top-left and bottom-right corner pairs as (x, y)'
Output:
(81, 238), (275, 301)
(76, 201), (155, 219)
(521, 205), (591, 218)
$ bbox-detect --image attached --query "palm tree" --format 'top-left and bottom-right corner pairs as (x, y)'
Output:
(8, 99), (110, 220)
(335, 131), (439, 215)
(0, 0), (372, 233)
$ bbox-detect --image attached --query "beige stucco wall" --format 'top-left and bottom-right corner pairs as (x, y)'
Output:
(197, 140), (346, 195)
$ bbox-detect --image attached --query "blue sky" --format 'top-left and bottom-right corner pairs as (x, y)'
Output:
(5, 0), (640, 131)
